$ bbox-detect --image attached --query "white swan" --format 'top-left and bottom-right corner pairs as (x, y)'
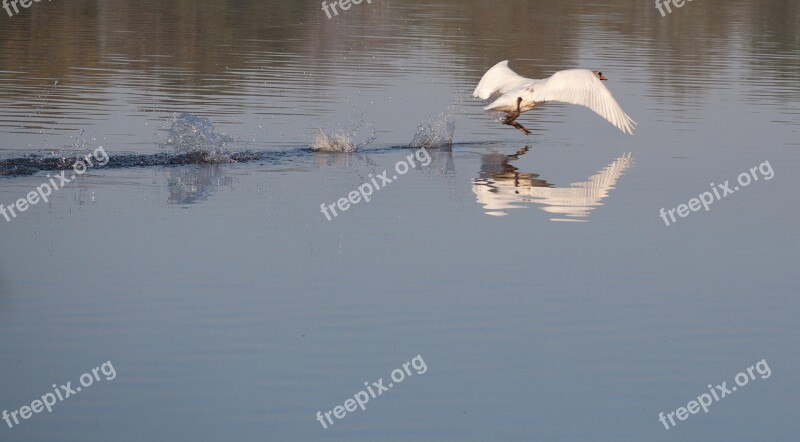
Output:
(473, 61), (636, 135)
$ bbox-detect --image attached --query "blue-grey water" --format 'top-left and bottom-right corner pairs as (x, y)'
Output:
(1, 1), (798, 441)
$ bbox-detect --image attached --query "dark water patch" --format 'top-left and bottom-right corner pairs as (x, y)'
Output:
(0, 150), (298, 177)
(0, 142), (488, 178)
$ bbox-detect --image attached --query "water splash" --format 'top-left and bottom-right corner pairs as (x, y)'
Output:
(310, 118), (376, 153)
(311, 129), (360, 153)
(408, 113), (455, 148)
(161, 113), (234, 163)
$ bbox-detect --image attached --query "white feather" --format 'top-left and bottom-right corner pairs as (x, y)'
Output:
(475, 61), (636, 135)
(472, 60), (531, 101)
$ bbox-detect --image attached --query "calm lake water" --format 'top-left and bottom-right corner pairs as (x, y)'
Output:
(1, 1), (798, 441)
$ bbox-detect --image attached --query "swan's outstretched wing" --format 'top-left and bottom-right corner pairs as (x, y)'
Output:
(487, 69), (637, 135)
(472, 60), (530, 101)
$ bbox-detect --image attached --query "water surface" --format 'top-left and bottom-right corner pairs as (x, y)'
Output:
(1, 1), (798, 441)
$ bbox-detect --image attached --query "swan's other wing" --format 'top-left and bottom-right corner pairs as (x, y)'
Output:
(533, 69), (636, 134)
(490, 69), (637, 135)
(472, 60), (530, 101)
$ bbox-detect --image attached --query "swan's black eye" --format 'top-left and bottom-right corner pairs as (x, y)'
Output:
(597, 72), (602, 76)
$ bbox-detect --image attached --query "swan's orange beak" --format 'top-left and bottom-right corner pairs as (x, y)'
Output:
(599, 74), (608, 81)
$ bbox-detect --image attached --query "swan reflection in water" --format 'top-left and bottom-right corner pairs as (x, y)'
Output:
(472, 148), (633, 221)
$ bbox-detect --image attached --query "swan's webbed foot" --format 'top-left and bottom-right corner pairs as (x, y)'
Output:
(503, 117), (532, 135)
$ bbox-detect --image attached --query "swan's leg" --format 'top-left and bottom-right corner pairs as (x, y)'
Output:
(502, 97), (531, 135)
(503, 115), (532, 135)
(509, 120), (532, 135)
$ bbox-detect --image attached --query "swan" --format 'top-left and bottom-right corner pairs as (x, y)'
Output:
(473, 61), (636, 135)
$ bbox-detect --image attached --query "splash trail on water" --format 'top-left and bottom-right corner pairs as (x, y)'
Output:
(1, 113), (458, 177)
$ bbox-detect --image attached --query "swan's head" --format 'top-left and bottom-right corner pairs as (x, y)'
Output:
(593, 70), (608, 81)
